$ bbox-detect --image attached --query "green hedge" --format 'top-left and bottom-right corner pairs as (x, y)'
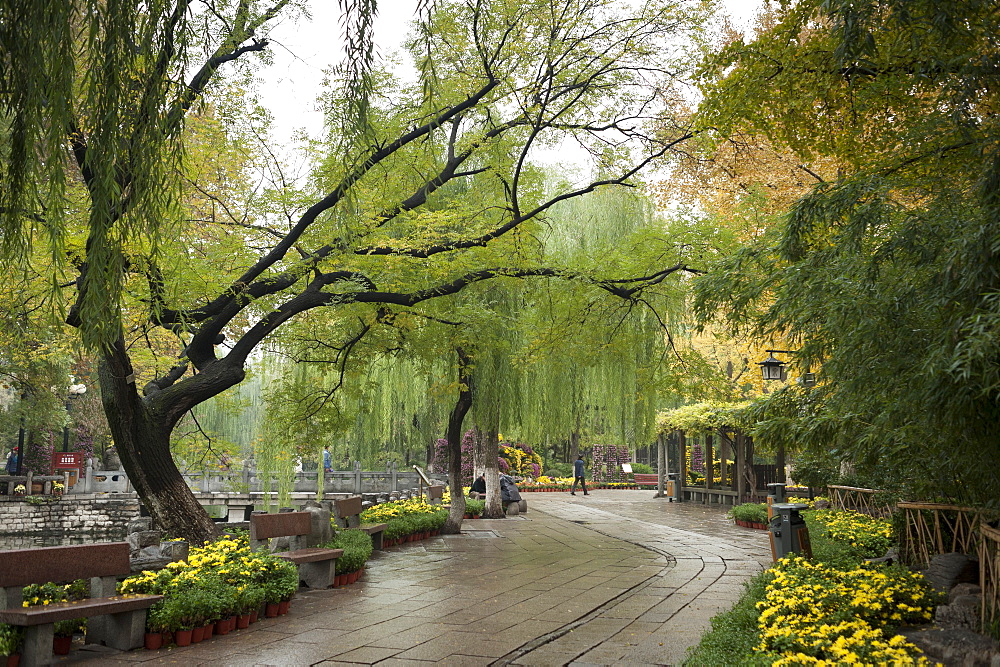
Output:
(327, 529), (374, 574)
(729, 502), (768, 524)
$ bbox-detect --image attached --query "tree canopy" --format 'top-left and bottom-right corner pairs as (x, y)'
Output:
(0, 0), (710, 541)
(691, 0), (1000, 505)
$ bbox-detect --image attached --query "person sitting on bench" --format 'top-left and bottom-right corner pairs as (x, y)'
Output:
(469, 473), (486, 498)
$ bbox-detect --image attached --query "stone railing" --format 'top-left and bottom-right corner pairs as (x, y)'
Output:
(66, 460), (442, 497)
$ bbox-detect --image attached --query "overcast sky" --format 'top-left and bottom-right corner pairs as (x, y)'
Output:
(256, 1), (762, 151)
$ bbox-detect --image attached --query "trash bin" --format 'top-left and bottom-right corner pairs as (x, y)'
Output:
(766, 482), (787, 520)
(768, 503), (812, 562)
(667, 472), (682, 502)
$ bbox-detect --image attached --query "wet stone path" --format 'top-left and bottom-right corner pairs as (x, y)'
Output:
(74, 491), (772, 666)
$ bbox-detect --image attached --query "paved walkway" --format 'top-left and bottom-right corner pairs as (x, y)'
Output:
(75, 491), (773, 666)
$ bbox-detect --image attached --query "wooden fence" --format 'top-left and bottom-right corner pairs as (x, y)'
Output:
(980, 524), (1000, 637)
(896, 502), (993, 568)
(827, 485), (894, 517)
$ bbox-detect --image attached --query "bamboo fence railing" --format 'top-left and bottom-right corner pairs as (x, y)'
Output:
(979, 524), (1000, 637)
(896, 502), (994, 568)
(827, 485), (894, 517)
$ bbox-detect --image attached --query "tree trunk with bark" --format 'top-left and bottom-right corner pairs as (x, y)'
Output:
(98, 338), (241, 545)
(443, 349), (472, 534)
(481, 427), (503, 518)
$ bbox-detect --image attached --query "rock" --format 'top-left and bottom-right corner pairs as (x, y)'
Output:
(504, 501), (519, 516)
(301, 502), (333, 547)
(921, 552), (979, 594)
(127, 517), (153, 534)
(127, 529), (162, 551)
(935, 598), (981, 630)
(160, 540), (189, 562)
(951, 583), (983, 603)
(900, 627), (1000, 666)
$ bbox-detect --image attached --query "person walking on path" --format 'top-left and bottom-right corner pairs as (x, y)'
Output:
(571, 455), (589, 495)
(323, 446), (332, 473)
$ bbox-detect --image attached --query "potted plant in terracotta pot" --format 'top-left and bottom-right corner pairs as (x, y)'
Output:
(52, 618), (85, 655)
(144, 602), (170, 650)
(51, 481), (65, 497)
(11, 484), (25, 497)
(0, 623), (23, 666)
(234, 586), (265, 628)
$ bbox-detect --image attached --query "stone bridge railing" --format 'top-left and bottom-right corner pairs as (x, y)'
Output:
(68, 460), (443, 496)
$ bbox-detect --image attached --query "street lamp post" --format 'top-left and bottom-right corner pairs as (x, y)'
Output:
(64, 382), (87, 452)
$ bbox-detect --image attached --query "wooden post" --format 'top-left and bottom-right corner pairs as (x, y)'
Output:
(777, 443), (786, 484)
(735, 430), (746, 502)
(679, 431), (687, 496)
(656, 434), (666, 497)
(705, 432), (714, 490)
(718, 430), (729, 488)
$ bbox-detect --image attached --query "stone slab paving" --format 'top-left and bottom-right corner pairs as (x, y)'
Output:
(66, 490), (772, 666)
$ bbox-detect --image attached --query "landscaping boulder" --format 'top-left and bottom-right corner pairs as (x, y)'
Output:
(920, 552), (979, 594)
(127, 517), (153, 534)
(301, 500), (333, 547)
(899, 628), (1000, 666)
(935, 592), (981, 631)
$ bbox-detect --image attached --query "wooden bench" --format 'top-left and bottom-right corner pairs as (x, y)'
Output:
(634, 473), (660, 487)
(249, 511), (343, 588)
(332, 497), (387, 550)
(0, 542), (162, 667)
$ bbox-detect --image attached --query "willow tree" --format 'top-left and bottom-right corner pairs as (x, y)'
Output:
(0, 0), (707, 542)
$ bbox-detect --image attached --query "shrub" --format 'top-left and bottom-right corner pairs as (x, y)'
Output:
(545, 462), (573, 478)
(755, 556), (933, 664)
(326, 529), (373, 574)
(631, 463), (654, 475)
(730, 503), (768, 524)
(811, 509), (893, 559)
(465, 498), (485, 516)
(0, 624), (22, 657)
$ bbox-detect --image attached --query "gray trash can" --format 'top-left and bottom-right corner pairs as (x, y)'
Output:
(768, 503), (812, 562)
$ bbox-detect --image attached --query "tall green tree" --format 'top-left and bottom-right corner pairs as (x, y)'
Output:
(692, 0), (1000, 504)
(1, 0), (707, 541)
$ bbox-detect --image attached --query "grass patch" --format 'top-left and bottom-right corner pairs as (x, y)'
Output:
(684, 572), (773, 666)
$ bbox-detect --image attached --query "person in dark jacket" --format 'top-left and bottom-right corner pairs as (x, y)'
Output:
(571, 455), (589, 496)
(470, 473), (487, 497)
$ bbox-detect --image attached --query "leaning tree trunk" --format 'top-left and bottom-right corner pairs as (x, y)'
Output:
(443, 348), (472, 534)
(482, 427), (503, 518)
(99, 339), (218, 545)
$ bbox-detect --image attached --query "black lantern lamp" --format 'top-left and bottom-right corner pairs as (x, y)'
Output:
(758, 353), (786, 381)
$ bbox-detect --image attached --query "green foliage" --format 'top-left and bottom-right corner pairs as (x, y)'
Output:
(658, 401), (752, 434)
(327, 529), (374, 575)
(0, 624), (23, 656)
(631, 463), (654, 475)
(464, 498), (485, 516)
(545, 462), (573, 478)
(729, 503), (768, 524)
(693, 0), (1000, 506)
(790, 449), (841, 489)
(683, 572), (773, 666)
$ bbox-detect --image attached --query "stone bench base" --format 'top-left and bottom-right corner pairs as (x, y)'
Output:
(273, 548), (344, 588)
